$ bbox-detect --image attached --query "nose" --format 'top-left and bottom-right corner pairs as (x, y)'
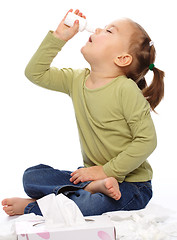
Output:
(95, 28), (102, 34)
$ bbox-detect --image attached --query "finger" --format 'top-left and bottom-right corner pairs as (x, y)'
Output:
(74, 176), (89, 184)
(70, 169), (80, 177)
(62, 9), (73, 22)
(70, 176), (75, 182)
(73, 176), (83, 184)
(70, 172), (79, 182)
(74, 9), (79, 14)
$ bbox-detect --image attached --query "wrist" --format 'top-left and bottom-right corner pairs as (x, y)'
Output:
(94, 166), (107, 179)
(53, 31), (68, 41)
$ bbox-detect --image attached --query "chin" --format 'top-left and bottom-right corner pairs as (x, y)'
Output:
(80, 45), (85, 54)
(80, 45), (94, 65)
(80, 46), (88, 60)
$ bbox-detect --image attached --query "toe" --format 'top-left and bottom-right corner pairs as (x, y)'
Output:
(3, 205), (12, 212)
(3, 206), (15, 216)
(2, 199), (8, 206)
(116, 193), (121, 200)
(2, 198), (13, 206)
(108, 187), (114, 194)
(8, 210), (15, 216)
(105, 181), (112, 190)
(112, 191), (121, 200)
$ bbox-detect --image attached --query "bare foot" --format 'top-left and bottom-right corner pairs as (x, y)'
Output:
(84, 177), (121, 200)
(1, 198), (36, 216)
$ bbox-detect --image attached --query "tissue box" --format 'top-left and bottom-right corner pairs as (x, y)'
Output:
(15, 215), (116, 240)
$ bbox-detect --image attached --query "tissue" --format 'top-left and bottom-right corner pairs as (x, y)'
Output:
(37, 193), (85, 229)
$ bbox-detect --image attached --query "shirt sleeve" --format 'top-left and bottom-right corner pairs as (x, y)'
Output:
(25, 31), (74, 96)
(103, 79), (157, 182)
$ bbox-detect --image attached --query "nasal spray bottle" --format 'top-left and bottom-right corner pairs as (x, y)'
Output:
(64, 12), (95, 33)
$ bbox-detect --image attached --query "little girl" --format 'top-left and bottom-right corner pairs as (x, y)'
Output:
(2, 9), (164, 217)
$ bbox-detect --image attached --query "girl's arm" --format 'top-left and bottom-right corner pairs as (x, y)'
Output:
(103, 80), (157, 182)
(25, 9), (82, 94)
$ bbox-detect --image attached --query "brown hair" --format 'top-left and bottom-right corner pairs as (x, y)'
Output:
(124, 20), (164, 112)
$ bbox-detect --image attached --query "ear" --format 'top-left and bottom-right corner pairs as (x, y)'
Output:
(114, 54), (132, 67)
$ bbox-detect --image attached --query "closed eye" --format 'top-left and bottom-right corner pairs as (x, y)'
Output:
(106, 29), (112, 33)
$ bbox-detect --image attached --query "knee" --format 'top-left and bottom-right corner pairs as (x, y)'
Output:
(24, 164), (50, 174)
(23, 167), (35, 192)
(23, 164), (46, 190)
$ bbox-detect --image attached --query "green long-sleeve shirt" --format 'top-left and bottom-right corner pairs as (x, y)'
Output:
(25, 31), (157, 183)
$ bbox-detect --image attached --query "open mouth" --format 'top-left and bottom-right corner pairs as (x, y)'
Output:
(88, 36), (92, 42)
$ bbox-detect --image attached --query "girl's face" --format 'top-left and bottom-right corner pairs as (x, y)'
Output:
(81, 19), (134, 67)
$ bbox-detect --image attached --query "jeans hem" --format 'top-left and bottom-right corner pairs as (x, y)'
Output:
(24, 202), (36, 214)
(53, 181), (91, 195)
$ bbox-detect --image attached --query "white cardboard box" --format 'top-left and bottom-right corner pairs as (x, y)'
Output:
(15, 215), (116, 240)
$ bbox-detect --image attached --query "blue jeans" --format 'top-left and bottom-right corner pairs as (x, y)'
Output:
(23, 164), (152, 216)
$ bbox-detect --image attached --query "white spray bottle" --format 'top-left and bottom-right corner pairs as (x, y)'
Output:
(64, 12), (95, 33)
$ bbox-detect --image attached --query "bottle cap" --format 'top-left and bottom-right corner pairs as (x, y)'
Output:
(85, 26), (95, 33)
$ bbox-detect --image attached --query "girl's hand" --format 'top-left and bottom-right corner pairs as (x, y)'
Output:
(70, 166), (107, 184)
(53, 9), (86, 41)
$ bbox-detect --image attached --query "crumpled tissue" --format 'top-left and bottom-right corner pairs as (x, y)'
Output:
(104, 204), (177, 240)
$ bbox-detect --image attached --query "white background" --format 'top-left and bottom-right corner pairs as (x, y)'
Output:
(0, 0), (177, 212)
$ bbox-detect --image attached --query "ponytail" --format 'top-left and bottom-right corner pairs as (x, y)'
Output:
(137, 77), (147, 90)
(124, 20), (165, 112)
(142, 67), (164, 112)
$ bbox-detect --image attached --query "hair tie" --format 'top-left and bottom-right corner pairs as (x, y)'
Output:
(149, 41), (154, 47)
(149, 63), (155, 71)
